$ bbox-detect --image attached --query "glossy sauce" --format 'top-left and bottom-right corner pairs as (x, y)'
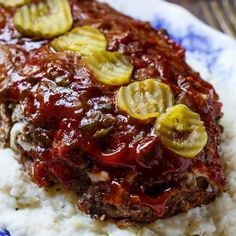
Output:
(0, 0), (226, 216)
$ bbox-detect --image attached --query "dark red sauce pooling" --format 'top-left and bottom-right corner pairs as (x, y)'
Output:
(0, 0), (226, 217)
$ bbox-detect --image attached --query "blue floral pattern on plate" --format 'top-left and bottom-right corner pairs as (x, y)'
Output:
(154, 18), (223, 72)
(0, 230), (10, 236)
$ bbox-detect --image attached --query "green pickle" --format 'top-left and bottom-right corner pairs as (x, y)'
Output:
(51, 26), (107, 56)
(117, 79), (174, 120)
(155, 104), (208, 158)
(0, 0), (30, 7)
(13, 0), (72, 38)
(84, 51), (133, 86)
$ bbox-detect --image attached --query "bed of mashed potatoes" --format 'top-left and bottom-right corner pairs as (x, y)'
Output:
(0, 61), (236, 236)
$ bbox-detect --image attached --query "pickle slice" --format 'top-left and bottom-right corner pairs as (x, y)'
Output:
(13, 0), (72, 39)
(116, 79), (174, 120)
(84, 51), (133, 86)
(51, 26), (107, 56)
(155, 104), (208, 158)
(0, 0), (30, 7)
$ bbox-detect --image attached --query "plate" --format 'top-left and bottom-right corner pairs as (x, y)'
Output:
(0, 231), (9, 236)
(1, 0), (236, 235)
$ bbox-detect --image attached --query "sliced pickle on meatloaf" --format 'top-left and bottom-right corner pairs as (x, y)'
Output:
(51, 26), (107, 56)
(84, 51), (133, 86)
(155, 104), (208, 158)
(0, 0), (30, 7)
(116, 78), (174, 120)
(0, 0), (227, 225)
(13, 0), (72, 38)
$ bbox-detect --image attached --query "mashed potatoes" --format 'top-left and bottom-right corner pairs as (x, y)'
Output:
(0, 61), (236, 236)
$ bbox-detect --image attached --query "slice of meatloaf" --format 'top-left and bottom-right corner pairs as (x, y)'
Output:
(0, 0), (227, 224)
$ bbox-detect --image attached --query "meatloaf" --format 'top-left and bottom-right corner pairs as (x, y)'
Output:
(0, 0), (227, 224)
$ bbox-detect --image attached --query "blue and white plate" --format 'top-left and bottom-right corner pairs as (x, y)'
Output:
(0, 230), (9, 236)
(1, 0), (236, 235)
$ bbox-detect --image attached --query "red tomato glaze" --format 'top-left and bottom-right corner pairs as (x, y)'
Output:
(0, 0), (226, 217)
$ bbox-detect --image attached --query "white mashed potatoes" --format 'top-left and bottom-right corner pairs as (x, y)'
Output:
(0, 61), (236, 236)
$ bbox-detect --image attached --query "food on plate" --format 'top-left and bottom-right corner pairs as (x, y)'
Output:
(84, 51), (133, 86)
(51, 26), (108, 56)
(0, 0), (30, 8)
(13, 0), (73, 38)
(117, 79), (174, 120)
(0, 0), (226, 225)
(155, 104), (208, 158)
